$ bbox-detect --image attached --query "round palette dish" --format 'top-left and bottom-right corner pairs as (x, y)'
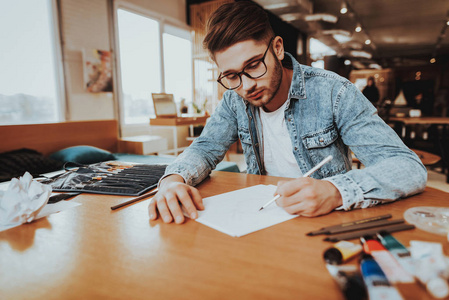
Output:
(404, 206), (449, 236)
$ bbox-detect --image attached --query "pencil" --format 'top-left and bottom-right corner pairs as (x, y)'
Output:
(323, 224), (415, 242)
(306, 214), (392, 236)
(259, 155), (333, 211)
(110, 188), (158, 210)
(325, 218), (404, 235)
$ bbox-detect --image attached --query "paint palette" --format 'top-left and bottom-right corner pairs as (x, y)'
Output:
(404, 206), (449, 236)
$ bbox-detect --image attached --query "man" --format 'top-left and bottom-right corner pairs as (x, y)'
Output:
(148, 1), (426, 224)
(362, 76), (380, 105)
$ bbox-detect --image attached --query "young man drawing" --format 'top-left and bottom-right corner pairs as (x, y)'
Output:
(148, 1), (426, 224)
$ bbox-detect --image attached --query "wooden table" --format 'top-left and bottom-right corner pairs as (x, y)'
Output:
(1, 171), (448, 300)
(413, 148), (442, 165)
(389, 116), (449, 139)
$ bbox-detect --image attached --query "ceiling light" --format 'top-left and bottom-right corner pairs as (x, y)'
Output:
(355, 23), (362, 32)
(415, 71), (421, 80)
(263, 3), (291, 10)
(430, 58), (436, 63)
(365, 39), (371, 45)
(304, 13), (338, 23)
(368, 63), (382, 70)
(333, 34), (352, 43)
(340, 2), (348, 14)
(280, 13), (302, 22)
(349, 50), (372, 59)
(344, 59), (351, 65)
(280, 13), (339, 23)
(321, 29), (352, 43)
(322, 29), (351, 36)
(447, 20), (449, 26)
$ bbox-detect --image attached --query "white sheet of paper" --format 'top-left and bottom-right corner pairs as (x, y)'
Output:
(195, 184), (298, 237)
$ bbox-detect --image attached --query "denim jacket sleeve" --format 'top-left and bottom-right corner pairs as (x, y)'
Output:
(161, 94), (239, 186)
(324, 81), (427, 210)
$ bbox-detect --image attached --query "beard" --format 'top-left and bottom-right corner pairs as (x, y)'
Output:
(242, 56), (283, 107)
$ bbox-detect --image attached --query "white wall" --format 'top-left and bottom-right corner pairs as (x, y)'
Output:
(126, 0), (186, 22)
(60, 0), (187, 122)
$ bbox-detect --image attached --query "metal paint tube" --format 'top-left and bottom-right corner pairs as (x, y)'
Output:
(376, 233), (415, 277)
(360, 254), (404, 300)
(360, 236), (415, 283)
(323, 241), (363, 265)
(325, 264), (366, 300)
(409, 241), (449, 299)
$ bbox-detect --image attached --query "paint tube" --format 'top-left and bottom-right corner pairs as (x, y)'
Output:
(360, 236), (414, 283)
(360, 253), (404, 300)
(323, 240), (363, 265)
(409, 241), (449, 299)
(376, 232), (415, 277)
(325, 264), (366, 300)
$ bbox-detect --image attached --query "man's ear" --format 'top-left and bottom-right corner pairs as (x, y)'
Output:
(273, 36), (285, 61)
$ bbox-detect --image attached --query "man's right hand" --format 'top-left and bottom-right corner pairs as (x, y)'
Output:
(148, 174), (204, 224)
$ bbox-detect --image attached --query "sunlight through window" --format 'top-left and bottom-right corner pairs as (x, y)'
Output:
(117, 9), (193, 124)
(0, 0), (61, 125)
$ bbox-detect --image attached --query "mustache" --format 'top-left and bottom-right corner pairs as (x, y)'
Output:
(245, 87), (260, 98)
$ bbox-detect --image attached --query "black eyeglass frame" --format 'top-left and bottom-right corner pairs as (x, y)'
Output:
(217, 37), (274, 90)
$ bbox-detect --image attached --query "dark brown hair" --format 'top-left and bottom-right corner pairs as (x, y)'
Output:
(203, 1), (274, 61)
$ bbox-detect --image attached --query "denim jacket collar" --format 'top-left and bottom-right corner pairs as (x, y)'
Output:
(285, 52), (306, 101)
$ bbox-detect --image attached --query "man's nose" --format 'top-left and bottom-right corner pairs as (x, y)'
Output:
(240, 74), (256, 91)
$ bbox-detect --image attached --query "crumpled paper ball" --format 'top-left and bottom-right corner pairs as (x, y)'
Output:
(0, 172), (52, 227)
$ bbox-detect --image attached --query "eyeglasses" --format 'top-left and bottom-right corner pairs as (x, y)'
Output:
(217, 38), (274, 90)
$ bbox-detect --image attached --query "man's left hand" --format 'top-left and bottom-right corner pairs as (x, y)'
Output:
(275, 177), (342, 217)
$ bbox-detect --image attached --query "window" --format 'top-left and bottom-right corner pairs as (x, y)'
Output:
(163, 25), (192, 111)
(0, 0), (63, 125)
(116, 9), (161, 124)
(116, 7), (193, 125)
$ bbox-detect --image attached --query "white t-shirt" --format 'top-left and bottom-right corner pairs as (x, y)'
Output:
(259, 100), (303, 178)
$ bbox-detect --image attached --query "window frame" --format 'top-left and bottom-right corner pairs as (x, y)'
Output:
(112, 1), (194, 128)
(53, 0), (67, 122)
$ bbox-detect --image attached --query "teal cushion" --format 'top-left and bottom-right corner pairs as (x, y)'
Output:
(50, 146), (117, 164)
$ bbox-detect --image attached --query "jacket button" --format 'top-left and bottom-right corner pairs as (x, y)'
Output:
(294, 147), (298, 151)
(319, 138), (324, 143)
(288, 118), (291, 122)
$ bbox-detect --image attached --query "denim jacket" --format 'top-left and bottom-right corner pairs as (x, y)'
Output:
(164, 53), (427, 210)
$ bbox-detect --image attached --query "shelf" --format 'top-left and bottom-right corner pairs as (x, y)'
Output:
(119, 135), (168, 155)
(149, 116), (209, 126)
